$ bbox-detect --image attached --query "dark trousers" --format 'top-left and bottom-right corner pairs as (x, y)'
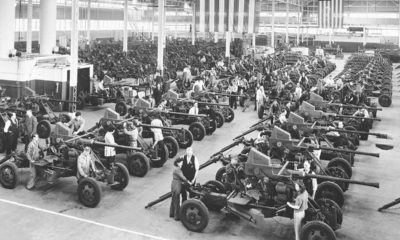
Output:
(105, 156), (115, 169)
(170, 180), (183, 220)
(24, 134), (32, 151)
(6, 132), (18, 155)
(229, 96), (237, 109)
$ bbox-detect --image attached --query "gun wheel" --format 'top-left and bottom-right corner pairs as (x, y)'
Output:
(0, 162), (18, 189)
(77, 177), (102, 208)
(214, 112), (225, 128)
(180, 199), (209, 232)
(176, 129), (193, 148)
(163, 136), (179, 158)
(316, 198), (343, 230)
(189, 122), (206, 141)
(128, 152), (150, 177)
(222, 107), (235, 123)
(315, 181), (344, 208)
(110, 163), (129, 191)
(300, 221), (336, 240)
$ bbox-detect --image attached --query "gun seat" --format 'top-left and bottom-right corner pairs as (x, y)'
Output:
(244, 148), (282, 178)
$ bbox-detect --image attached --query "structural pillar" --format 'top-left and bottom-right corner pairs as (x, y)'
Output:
(214, 32), (218, 43)
(252, 33), (256, 53)
(285, 0), (289, 44)
(87, 0), (91, 42)
(0, 0), (15, 58)
(40, 0), (57, 55)
(225, 32), (231, 57)
(27, 0), (33, 54)
(70, 0), (79, 112)
(157, 0), (165, 73)
(296, 26), (300, 45)
(192, 3), (196, 45)
(363, 27), (367, 47)
(123, 0), (128, 52)
(151, 7), (155, 42)
(271, 0), (275, 48)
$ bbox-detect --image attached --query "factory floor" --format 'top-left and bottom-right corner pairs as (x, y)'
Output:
(0, 56), (399, 240)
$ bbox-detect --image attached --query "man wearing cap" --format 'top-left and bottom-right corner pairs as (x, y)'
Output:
(65, 112), (86, 135)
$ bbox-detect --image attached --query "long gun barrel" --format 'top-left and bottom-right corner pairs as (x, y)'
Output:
(294, 173), (380, 188)
(145, 139), (242, 209)
(317, 146), (380, 158)
(139, 123), (184, 131)
(233, 127), (260, 140)
(250, 117), (271, 128)
(316, 127), (388, 139)
(77, 138), (142, 151)
(329, 103), (382, 111)
(335, 114), (381, 121)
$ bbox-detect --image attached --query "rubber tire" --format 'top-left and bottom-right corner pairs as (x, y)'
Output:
(258, 105), (264, 119)
(128, 152), (150, 177)
(0, 162), (18, 189)
(223, 107), (235, 123)
(215, 166), (226, 182)
(327, 157), (352, 178)
(164, 136), (179, 158)
(0, 135), (5, 153)
(378, 94), (392, 107)
(115, 101), (128, 116)
(206, 119), (217, 135)
(177, 129), (194, 149)
(214, 112), (225, 128)
(315, 181), (345, 208)
(325, 167), (350, 192)
(37, 120), (52, 139)
(300, 221), (336, 240)
(110, 163), (129, 191)
(77, 96), (86, 110)
(189, 122), (206, 141)
(77, 177), (102, 208)
(150, 142), (169, 168)
(316, 198), (343, 229)
(180, 199), (210, 232)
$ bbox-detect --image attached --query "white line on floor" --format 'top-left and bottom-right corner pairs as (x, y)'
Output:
(0, 198), (170, 240)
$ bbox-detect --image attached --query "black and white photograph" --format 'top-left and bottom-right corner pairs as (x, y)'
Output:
(0, 0), (399, 239)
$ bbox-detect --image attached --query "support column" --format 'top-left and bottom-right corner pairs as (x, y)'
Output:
(398, 0), (400, 47)
(0, 0), (15, 58)
(271, 0), (275, 48)
(296, 26), (300, 45)
(70, 0), (79, 112)
(285, 0), (289, 44)
(214, 32), (218, 43)
(87, 0), (91, 42)
(192, 3), (196, 45)
(40, 0), (57, 55)
(225, 32), (231, 58)
(123, 0), (128, 52)
(157, 0), (165, 73)
(252, 33), (256, 53)
(363, 27), (367, 47)
(151, 7), (155, 42)
(27, 0), (33, 54)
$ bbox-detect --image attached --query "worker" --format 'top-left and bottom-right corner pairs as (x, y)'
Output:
(294, 83), (302, 101)
(300, 160), (317, 199)
(278, 109), (288, 124)
(104, 126), (116, 169)
(256, 86), (265, 111)
(151, 118), (164, 148)
(287, 180), (309, 240)
(169, 165), (191, 221)
(65, 112), (86, 135)
(77, 146), (97, 182)
(157, 99), (168, 110)
(26, 133), (46, 190)
(23, 109), (38, 151)
(123, 122), (139, 148)
(189, 102), (199, 115)
(4, 112), (19, 155)
(227, 80), (238, 109)
(173, 147), (199, 202)
(298, 72), (309, 88)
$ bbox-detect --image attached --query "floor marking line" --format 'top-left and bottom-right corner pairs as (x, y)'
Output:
(0, 198), (170, 240)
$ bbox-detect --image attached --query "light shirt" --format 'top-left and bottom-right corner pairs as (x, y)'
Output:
(104, 131), (116, 157)
(151, 118), (164, 141)
(189, 106), (199, 115)
(77, 153), (95, 178)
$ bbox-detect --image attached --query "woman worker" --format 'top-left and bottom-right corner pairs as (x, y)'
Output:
(287, 180), (309, 240)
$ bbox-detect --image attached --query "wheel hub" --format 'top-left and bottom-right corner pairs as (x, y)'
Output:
(82, 184), (95, 202)
(1, 168), (14, 184)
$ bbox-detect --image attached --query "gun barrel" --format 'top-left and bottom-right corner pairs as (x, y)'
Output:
(78, 139), (142, 151)
(325, 128), (387, 138)
(330, 103), (382, 111)
(319, 146), (380, 158)
(336, 114), (381, 121)
(196, 101), (229, 107)
(250, 117), (270, 128)
(139, 123), (182, 131)
(169, 111), (207, 118)
(303, 173), (380, 188)
(233, 127), (259, 140)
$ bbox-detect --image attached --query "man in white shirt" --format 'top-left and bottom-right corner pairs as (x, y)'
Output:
(189, 102), (199, 115)
(294, 83), (302, 101)
(256, 86), (266, 111)
(151, 118), (164, 148)
(104, 127), (116, 169)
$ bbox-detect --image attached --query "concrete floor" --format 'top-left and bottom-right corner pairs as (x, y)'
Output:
(0, 56), (399, 240)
